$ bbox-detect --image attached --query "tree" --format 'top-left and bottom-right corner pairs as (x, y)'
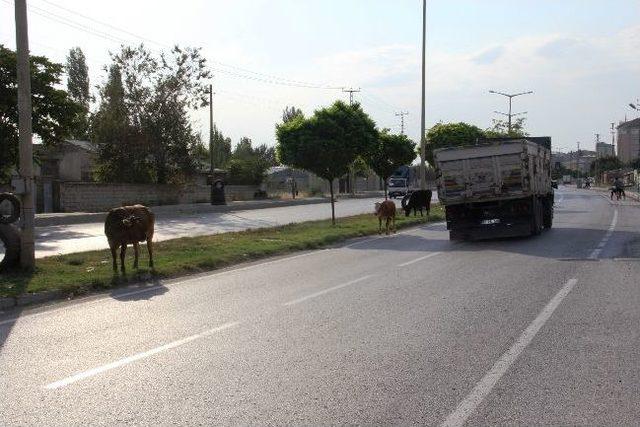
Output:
(282, 105), (303, 123)
(484, 117), (528, 138)
(226, 138), (275, 185)
(366, 130), (417, 199)
(92, 65), (154, 183)
(212, 124), (232, 167)
(276, 100), (378, 224)
(95, 44), (211, 184)
(424, 122), (484, 165)
(66, 47), (90, 139)
(0, 45), (81, 182)
(590, 156), (623, 175)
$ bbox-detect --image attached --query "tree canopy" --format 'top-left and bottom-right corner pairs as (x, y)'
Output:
(484, 117), (528, 138)
(226, 137), (277, 186)
(276, 100), (378, 223)
(0, 45), (81, 182)
(425, 122), (484, 165)
(590, 155), (623, 175)
(92, 44), (211, 184)
(366, 130), (416, 199)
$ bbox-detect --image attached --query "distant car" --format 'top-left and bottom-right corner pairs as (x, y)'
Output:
(387, 177), (408, 198)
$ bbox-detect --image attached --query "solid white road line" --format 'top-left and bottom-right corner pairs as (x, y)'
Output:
(440, 278), (578, 427)
(283, 275), (372, 306)
(44, 321), (240, 390)
(398, 252), (442, 267)
(588, 209), (618, 260)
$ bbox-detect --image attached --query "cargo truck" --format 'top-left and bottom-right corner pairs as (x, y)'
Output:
(433, 137), (554, 240)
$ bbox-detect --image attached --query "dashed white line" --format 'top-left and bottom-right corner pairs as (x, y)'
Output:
(398, 252), (442, 267)
(44, 321), (240, 390)
(440, 278), (579, 427)
(283, 275), (372, 306)
(588, 209), (618, 260)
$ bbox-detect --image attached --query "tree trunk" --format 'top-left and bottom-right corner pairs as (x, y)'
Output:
(329, 179), (336, 225)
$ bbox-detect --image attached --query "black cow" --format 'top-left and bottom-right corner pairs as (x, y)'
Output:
(401, 190), (432, 217)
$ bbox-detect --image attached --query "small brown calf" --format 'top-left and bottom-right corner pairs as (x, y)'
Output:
(104, 205), (155, 272)
(374, 200), (396, 235)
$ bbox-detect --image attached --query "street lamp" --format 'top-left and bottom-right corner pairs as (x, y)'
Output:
(419, 0), (427, 190)
(489, 90), (533, 134)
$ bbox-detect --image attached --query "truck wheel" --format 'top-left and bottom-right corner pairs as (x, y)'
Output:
(531, 198), (543, 236)
(543, 203), (553, 229)
(0, 223), (21, 272)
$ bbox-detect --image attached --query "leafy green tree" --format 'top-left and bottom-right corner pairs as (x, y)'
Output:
(282, 105), (303, 123)
(484, 117), (528, 138)
(226, 138), (275, 185)
(276, 100), (378, 224)
(92, 65), (153, 183)
(590, 156), (623, 175)
(628, 158), (640, 169)
(66, 47), (91, 139)
(96, 44), (211, 184)
(0, 45), (81, 181)
(425, 122), (484, 165)
(212, 124), (232, 167)
(366, 130), (417, 199)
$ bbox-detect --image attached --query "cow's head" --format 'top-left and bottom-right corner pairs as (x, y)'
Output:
(403, 205), (411, 217)
(374, 202), (382, 215)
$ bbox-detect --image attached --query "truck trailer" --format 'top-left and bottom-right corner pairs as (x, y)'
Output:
(434, 137), (554, 240)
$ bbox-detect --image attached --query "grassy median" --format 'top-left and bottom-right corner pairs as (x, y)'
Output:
(0, 206), (443, 299)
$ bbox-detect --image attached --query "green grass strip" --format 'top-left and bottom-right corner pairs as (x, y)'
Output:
(0, 206), (444, 298)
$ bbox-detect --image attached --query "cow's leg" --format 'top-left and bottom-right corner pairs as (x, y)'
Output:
(386, 217), (390, 235)
(110, 244), (117, 272)
(392, 216), (396, 233)
(147, 238), (154, 269)
(120, 244), (127, 273)
(133, 242), (139, 269)
(379, 217), (382, 234)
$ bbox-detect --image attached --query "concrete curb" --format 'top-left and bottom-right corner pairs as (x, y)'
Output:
(0, 290), (65, 311)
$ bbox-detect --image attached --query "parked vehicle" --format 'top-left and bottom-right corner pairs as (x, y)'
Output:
(434, 137), (554, 240)
(387, 177), (408, 199)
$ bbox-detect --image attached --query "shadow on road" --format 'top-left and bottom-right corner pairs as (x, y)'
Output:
(110, 277), (168, 302)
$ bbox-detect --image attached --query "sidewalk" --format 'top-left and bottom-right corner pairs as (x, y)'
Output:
(35, 192), (385, 227)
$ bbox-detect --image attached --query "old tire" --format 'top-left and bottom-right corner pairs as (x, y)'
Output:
(0, 223), (21, 272)
(0, 193), (21, 225)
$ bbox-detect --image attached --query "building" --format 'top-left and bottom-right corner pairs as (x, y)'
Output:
(553, 150), (596, 174)
(596, 142), (615, 158)
(616, 117), (640, 164)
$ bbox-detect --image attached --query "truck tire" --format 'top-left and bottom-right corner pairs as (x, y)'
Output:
(530, 198), (543, 236)
(0, 223), (21, 272)
(0, 193), (21, 225)
(543, 202), (553, 229)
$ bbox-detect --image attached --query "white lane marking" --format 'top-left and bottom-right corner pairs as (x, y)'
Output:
(398, 252), (442, 267)
(283, 275), (371, 306)
(440, 278), (578, 427)
(44, 321), (239, 390)
(588, 209), (618, 260)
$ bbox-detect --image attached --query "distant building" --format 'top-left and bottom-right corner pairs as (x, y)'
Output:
(554, 150), (596, 174)
(616, 117), (640, 164)
(596, 142), (615, 158)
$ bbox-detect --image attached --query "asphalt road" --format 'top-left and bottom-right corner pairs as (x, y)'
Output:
(28, 196), (436, 258)
(1, 187), (639, 425)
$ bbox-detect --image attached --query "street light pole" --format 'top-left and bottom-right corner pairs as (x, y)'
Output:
(489, 90), (533, 134)
(419, 0), (427, 191)
(14, 0), (35, 269)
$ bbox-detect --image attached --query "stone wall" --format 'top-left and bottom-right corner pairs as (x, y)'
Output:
(58, 182), (258, 212)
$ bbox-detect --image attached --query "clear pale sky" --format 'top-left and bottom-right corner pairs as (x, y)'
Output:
(1, 0), (639, 152)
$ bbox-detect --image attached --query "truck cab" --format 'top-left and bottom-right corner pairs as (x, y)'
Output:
(388, 177), (408, 199)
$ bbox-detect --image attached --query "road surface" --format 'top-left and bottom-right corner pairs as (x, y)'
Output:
(31, 196), (430, 258)
(1, 187), (639, 425)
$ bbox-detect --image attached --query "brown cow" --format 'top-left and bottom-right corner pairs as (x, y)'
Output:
(105, 205), (155, 272)
(374, 200), (396, 235)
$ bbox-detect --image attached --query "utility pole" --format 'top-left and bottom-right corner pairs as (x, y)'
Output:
(489, 90), (533, 134)
(395, 111), (409, 135)
(343, 87), (360, 195)
(419, 0), (427, 191)
(342, 87), (360, 105)
(14, 0), (35, 269)
(209, 84), (214, 174)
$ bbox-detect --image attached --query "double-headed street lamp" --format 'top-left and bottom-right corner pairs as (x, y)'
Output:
(489, 90), (533, 134)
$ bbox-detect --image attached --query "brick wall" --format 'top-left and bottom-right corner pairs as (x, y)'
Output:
(59, 182), (258, 212)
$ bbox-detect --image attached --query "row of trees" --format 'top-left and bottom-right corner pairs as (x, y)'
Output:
(276, 101), (416, 224)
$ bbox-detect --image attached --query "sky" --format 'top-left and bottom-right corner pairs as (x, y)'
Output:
(1, 0), (639, 153)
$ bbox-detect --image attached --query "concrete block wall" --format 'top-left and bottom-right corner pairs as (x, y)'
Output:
(59, 182), (258, 212)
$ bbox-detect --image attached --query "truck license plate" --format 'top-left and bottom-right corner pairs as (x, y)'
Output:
(481, 219), (501, 225)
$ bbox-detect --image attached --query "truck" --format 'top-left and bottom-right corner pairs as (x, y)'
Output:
(433, 137), (554, 240)
(387, 177), (409, 199)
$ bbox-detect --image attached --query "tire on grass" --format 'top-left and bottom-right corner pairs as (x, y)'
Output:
(0, 223), (21, 272)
